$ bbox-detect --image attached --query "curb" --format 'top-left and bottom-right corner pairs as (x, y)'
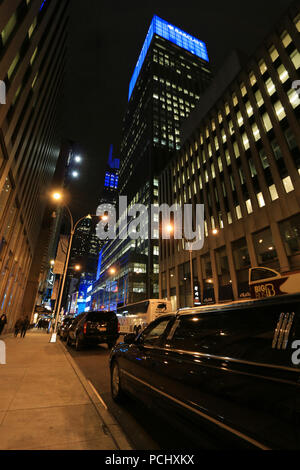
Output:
(58, 340), (133, 451)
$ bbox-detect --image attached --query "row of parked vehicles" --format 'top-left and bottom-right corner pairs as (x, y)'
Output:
(58, 310), (119, 350)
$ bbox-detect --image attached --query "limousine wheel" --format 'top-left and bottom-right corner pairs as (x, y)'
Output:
(111, 361), (124, 402)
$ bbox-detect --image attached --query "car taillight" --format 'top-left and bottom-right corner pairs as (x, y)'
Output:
(83, 323), (87, 334)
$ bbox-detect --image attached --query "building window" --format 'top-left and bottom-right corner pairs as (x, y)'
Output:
(281, 30), (292, 48)
(266, 78), (275, 96)
(259, 59), (267, 74)
(269, 45), (279, 62)
(255, 89), (264, 107)
(279, 214), (300, 259)
(253, 228), (278, 266)
(269, 184), (279, 201)
(290, 49), (300, 69)
(246, 101), (253, 117)
(232, 238), (250, 271)
(262, 113), (272, 132)
(287, 88), (300, 109)
(282, 176), (294, 193)
(236, 205), (242, 220)
(277, 64), (289, 83)
(257, 192), (265, 208)
(246, 199), (253, 214)
(274, 100), (286, 121)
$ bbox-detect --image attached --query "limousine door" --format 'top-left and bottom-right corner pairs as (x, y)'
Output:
(118, 316), (175, 401)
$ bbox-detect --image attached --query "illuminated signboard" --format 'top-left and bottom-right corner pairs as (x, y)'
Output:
(128, 15), (209, 100)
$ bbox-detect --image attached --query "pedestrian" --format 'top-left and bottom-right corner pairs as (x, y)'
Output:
(0, 314), (7, 335)
(14, 318), (23, 337)
(21, 317), (30, 338)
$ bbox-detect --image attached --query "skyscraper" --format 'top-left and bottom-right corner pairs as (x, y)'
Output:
(159, 4), (300, 308)
(0, 0), (69, 330)
(96, 15), (212, 307)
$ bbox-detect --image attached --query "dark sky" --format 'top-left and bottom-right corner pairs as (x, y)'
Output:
(61, 0), (293, 219)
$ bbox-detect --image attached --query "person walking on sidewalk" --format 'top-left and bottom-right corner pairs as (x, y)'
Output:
(14, 318), (23, 337)
(21, 317), (30, 338)
(0, 313), (7, 336)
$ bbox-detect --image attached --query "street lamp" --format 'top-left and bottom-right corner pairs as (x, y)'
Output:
(107, 267), (117, 311)
(50, 191), (95, 342)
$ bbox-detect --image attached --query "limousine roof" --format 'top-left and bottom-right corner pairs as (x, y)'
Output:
(177, 292), (300, 316)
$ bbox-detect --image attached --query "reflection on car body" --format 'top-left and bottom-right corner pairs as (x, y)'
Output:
(110, 293), (300, 449)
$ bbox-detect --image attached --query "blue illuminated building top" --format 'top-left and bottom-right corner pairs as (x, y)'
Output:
(128, 15), (209, 101)
(104, 172), (119, 189)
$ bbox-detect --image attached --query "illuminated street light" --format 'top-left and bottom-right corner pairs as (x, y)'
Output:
(74, 155), (82, 163)
(72, 171), (79, 178)
(52, 192), (62, 201)
(50, 260), (55, 266)
(109, 267), (116, 275)
(212, 229), (219, 235)
(74, 265), (81, 271)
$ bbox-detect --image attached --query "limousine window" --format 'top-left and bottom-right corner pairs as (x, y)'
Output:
(169, 305), (299, 366)
(142, 317), (174, 346)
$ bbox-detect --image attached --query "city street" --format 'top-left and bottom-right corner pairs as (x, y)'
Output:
(65, 339), (212, 450)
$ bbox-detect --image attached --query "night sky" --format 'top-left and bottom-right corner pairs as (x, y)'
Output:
(61, 0), (292, 219)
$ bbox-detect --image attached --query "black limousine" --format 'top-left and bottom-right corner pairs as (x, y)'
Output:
(110, 293), (300, 449)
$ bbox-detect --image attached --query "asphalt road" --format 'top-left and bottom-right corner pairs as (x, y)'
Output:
(65, 338), (201, 450)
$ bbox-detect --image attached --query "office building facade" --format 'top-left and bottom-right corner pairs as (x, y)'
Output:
(0, 0), (69, 329)
(159, 4), (300, 308)
(96, 15), (212, 309)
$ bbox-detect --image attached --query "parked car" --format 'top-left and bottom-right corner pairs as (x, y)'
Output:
(110, 293), (300, 450)
(66, 311), (119, 350)
(58, 316), (74, 341)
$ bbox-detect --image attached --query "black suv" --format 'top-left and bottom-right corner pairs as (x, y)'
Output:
(66, 311), (119, 350)
(110, 293), (300, 449)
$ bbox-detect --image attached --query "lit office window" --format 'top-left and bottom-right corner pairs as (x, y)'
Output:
(218, 112), (223, 123)
(1, 13), (17, 46)
(227, 212), (233, 224)
(281, 30), (292, 48)
(269, 45), (279, 62)
(257, 192), (265, 208)
(233, 141), (240, 158)
(225, 149), (231, 165)
(259, 59), (267, 74)
(211, 163), (216, 179)
(282, 176), (294, 193)
(294, 13), (300, 32)
(252, 123), (260, 141)
(262, 112), (273, 132)
(214, 136), (219, 150)
(221, 129), (226, 143)
(237, 111), (243, 126)
(255, 89), (264, 107)
(288, 88), (300, 108)
(274, 100), (286, 120)
(225, 103), (230, 115)
(266, 78), (276, 96)
(290, 49), (300, 69)
(246, 199), (253, 214)
(249, 72), (256, 86)
(241, 83), (247, 96)
(218, 157), (223, 172)
(277, 64), (289, 83)
(246, 101), (253, 117)
(242, 133), (250, 150)
(236, 205), (242, 220)
(232, 93), (238, 106)
(269, 184), (279, 201)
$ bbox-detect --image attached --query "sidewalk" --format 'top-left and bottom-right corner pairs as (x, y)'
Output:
(0, 330), (132, 450)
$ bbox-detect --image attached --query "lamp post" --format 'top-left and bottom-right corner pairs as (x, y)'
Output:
(108, 267), (116, 311)
(50, 191), (98, 342)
